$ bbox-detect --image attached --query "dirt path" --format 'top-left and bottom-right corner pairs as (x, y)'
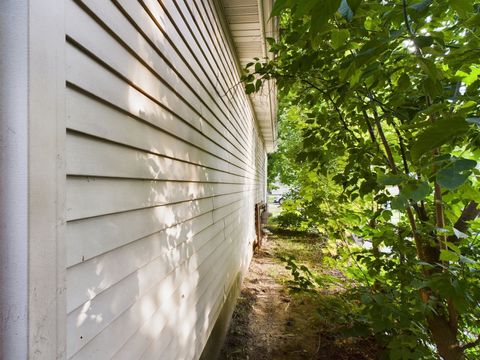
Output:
(218, 232), (378, 360)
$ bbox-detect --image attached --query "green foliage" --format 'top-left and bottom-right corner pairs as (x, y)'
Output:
(280, 254), (320, 293)
(245, 0), (480, 358)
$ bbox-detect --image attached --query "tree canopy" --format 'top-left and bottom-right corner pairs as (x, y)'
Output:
(243, 1), (480, 359)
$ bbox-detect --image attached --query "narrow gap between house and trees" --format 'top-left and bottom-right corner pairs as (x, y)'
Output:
(221, 1), (480, 360)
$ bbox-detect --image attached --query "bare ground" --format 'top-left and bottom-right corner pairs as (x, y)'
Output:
(218, 232), (379, 360)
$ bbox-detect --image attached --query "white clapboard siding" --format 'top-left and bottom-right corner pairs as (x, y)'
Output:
(65, 47), (255, 175)
(66, 197), (214, 267)
(69, 208), (244, 359)
(65, 0), (267, 358)
(66, 199), (250, 314)
(68, 0), (256, 172)
(67, 218), (226, 357)
(146, 208), (254, 360)
(66, 176), (258, 220)
(161, 0), (252, 142)
(66, 132), (249, 184)
(66, 89), (231, 175)
(130, 216), (247, 360)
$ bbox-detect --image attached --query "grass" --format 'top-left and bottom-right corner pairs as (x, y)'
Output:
(268, 225), (325, 272)
(265, 227), (381, 359)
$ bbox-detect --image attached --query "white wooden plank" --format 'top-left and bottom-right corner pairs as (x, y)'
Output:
(67, 0), (251, 160)
(66, 132), (247, 184)
(139, 219), (244, 360)
(199, 0), (264, 150)
(61, 1), (270, 359)
(68, 219), (231, 359)
(66, 176), (257, 221)
(66, 216), (225, 357)
(65, 44), (256, 174)
(65, 40), (203, 135)
(66, 89), (234, 175)
(111, 0), (254, 160)
(123, 220), (239, 360)
(27, 1), (67, 358)
(177, 0), (253, 140)
(66, 177), (210, 221)
(140, 0), (252, 157)
(66, 201), (248, 315)
(66, 197), (214, 267)
(66, 1), (246, 166)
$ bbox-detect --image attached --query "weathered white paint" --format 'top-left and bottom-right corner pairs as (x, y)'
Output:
(0, 2), (29, 358)
(1, 0), (66, 359)
(28, 1), (67, 358)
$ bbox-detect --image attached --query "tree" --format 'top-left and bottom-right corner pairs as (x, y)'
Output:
(244, 0), (480, 358)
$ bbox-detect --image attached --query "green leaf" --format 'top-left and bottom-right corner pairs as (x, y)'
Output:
(411, 117), (470, 160)
(439, 249), (460, 262)
(418, 58), (439, 79)
(436, 158), (476, 190)
(437, 170), (469, 190)
(377, 173), (404, 185)
(310, 0), (341, 36)
(414, 36), (433, 48)
(255, 79), (262, 91)
(245, 83), (255, 94)
(331, 29), (350, 49)
(423, 77), (443, 97)
(295, 0), (318, 15)
(409, 0), (433, 12)
(347, 0), (362, 12)
(449, 0), (473, 17)
(446, 242), (461, 254)
(381, 210), (393, 221)
(391, 195), (408, 210)
(271, 0), (292, 16)
(402, 182), (431, 202)
(397, 73), (411, 90)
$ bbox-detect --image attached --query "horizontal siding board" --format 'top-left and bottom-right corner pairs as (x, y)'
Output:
(119, 224), (238, 360)
(199, 0), (264, 149)
(66, 90), (260, 181)
(68, 208), (243, 359)
(65, 46), (256, 175)
(66, 198), (251, 315)
(186, 0), (256, 143)
(171, 0), (252, 143)
(141, 213), (250, 360)
(139, 0), (248, 142)
(69, 228), (228, 360)
(65, 89), (230, 172)
(113, 0), (254, 160)
(67, 217), (226, 357)
(66, 197), (214, 267)
(163, 0), (252, 149)
(66, 0), (253, 164)
(66, 132), (249, 184)
(129, 218), (240, 360)
(66, 176), (258, 221)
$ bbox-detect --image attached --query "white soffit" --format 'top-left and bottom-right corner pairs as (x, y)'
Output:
(217, 0), (278, 152)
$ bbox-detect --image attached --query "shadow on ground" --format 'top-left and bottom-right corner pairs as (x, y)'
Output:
(218, 232), (380, 360)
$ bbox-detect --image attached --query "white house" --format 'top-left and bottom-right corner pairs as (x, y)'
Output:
(0, 0), (277, 359)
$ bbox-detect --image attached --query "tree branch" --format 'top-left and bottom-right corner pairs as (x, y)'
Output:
(460, 335), (480, 351)
(447, 201), (480, 243)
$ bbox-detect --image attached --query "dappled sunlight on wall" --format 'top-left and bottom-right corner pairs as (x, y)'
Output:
(64, 0), (267, 359)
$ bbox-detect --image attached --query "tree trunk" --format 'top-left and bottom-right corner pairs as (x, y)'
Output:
(427, 315), (464, 360)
